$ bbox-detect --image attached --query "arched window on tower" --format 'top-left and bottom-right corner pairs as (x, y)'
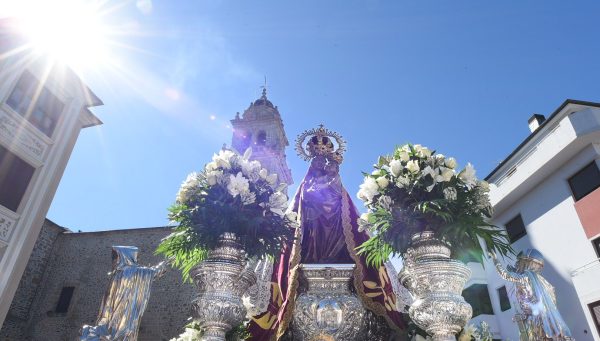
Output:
(256, 131), (267, 145)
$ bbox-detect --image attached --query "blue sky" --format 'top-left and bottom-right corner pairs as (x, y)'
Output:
(41, 1), (600, 231)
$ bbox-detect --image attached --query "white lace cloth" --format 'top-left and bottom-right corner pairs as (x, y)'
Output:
(243, 258), (274, 317)
(384, 261), (413, 313)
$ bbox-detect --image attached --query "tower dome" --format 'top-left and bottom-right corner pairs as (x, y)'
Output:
(230, 89), (293, 185)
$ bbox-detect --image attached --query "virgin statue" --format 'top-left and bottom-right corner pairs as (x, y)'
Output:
(490, 249), (574, 341)
(80, 246), (166, 341)
(246, 125), (410, 340)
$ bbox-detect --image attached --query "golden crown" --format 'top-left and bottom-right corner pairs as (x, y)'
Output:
(295, 124), (347, 162)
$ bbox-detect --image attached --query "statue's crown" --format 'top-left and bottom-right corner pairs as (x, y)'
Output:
(295, 124), (346, 162)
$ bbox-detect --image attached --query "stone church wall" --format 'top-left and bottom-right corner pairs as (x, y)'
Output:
(0, 219), (65, 340)
(0, 223), (195, 341)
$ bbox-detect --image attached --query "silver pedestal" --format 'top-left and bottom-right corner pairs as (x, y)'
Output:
(291, 264), (368, 340)
(399, 232), (472, 341)
(190, 233), (256, 341)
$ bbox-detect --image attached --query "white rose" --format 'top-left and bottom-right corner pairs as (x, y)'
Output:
(357, 177), (380, 202)
(399, 151), (410, 162)
(406, 160), (420, 173)
(413, 144), (423, 153)
(215, 158), (231, 169)
(205, 161), (218, 172)
(390, 159), (403, 177)
(421, 147), (432, 157)
(227, 172), (250, 197)
(372, 169), (381, 176)
(376, 176), (389, 189)
(445, 157), (457, 169)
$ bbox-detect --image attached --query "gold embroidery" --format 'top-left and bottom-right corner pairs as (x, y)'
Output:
(340, 190), (405, 334)
(252, 313), (278, 330)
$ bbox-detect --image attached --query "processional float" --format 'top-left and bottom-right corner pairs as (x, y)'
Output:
(79, 126), (576, 341)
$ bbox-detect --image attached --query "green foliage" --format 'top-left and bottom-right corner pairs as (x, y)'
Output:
(155, 223), (208, 283)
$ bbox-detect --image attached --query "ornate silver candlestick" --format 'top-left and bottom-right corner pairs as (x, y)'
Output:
(399, 231), (472, 341)
(190, 233), (256, 341)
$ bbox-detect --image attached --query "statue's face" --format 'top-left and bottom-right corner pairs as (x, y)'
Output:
(516, 258), (543, 273)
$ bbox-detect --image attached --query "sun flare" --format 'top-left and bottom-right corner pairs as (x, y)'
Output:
(5, 0), (112, 72)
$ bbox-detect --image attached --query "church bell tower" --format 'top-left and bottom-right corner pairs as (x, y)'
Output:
(231, 89), (293, 185)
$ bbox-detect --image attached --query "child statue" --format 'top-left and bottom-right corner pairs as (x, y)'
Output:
(80, 246), (166, 341)
(489, 249), (574, 341)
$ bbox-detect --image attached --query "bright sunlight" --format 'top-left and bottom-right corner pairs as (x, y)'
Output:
(3, 0), (112, 72)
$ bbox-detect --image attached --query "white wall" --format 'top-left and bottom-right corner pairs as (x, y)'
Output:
(483, 144), (600, 340)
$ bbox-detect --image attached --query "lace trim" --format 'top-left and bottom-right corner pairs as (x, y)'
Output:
(384, 261), (413, 313)
(244, 258), (274, 317)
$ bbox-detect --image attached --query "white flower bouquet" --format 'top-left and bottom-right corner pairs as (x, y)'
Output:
(356, 144), (512, 267)
(157, 148), (296, 280)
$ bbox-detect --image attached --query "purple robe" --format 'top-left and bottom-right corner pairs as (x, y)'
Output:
(248, 157), (406, 340)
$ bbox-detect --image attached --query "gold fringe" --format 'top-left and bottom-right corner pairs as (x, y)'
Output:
(276, 188), (305, 339)
(340, 190), (404, 334)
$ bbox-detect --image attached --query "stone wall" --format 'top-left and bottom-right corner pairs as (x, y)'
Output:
(0, 219), (65, 340)
(0, 223), (195, 341)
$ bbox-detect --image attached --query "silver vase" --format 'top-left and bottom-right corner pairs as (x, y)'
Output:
(291, 264), (368, 340)
(399, 231), (472, 341)
(190, 233), (257, 341)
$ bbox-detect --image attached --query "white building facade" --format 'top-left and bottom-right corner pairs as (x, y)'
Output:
(0, 22), (103, 326)
(471, 100), (600, 340)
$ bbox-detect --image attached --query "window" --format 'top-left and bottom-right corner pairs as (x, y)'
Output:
(505, 214), (527, 243)
(55, 286), (75, 313)
(589, 300), (600, 336)
(497, 285), (511, 311)
(0, 144), (36, 212)
(462, 284), (494, 317)
(569, 162), (600, 201)
(6, 71), (64, 137)
(593, 236), (600, 258)
(256, 131), (267, 145)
